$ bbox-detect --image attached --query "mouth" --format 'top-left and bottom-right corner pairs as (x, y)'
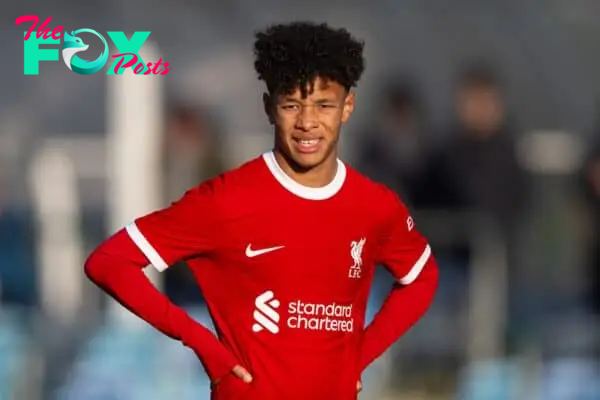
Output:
(292, 137), (322, 154)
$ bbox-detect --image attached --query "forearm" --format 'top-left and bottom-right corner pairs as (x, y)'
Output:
(360, 261), (438, 370)
(84, 230), (237, 380)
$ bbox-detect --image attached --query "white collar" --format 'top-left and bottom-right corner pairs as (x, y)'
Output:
(262, 151), (346, 200)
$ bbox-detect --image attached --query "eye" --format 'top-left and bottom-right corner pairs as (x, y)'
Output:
(281, 104), (299, 111)
(318, 104), (337, 110)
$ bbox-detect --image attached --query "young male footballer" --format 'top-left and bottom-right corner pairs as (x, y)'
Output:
(85, 22), (439, 399)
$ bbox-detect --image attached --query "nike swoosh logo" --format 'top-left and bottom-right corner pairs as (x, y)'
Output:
(245, 244), (285, 258)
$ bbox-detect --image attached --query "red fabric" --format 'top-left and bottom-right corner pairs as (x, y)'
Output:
(84, 230), (238, 381)
(359, 189), (439, 370)
(359, 260), (438, 370)
(85, 154), (439, 399)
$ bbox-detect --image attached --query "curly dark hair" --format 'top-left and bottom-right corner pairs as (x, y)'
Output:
(253, 22), (365, 97)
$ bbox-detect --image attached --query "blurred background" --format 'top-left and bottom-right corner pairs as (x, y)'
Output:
(2, 0), (600, 399)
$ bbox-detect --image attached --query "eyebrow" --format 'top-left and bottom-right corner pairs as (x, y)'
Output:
(281, 97), (337, 104)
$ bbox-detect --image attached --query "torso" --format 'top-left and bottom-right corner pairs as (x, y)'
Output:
(188, 152), (389, 399)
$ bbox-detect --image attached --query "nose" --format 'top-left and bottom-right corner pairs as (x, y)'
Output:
(295, 106), (319, 131)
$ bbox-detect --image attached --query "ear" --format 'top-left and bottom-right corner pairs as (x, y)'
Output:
(341, 91), (355, 124)
(263, 92), (275, 125)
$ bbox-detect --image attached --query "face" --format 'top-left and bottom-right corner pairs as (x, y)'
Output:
(457, 85), (504, 136)
(264, 77), (355, 170)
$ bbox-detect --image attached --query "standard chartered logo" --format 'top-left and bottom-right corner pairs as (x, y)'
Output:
(252, 290), (354, 334)
(288, 300), (354, 332)
(252, 290), (281, 334)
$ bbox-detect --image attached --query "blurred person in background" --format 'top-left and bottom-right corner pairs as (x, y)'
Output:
(164, 104), (227, 201)
(419, 63), (528, 349)
(354, 78), (434, 388)
(581, 138), (600, 317)
(163, 104), (227, 306)
(0, 176), (36, 307)
(355, 78), (430, 208)
(84, 21), (438, 399)
(422, 63), (526, 224)
(0, 171), (4, 302)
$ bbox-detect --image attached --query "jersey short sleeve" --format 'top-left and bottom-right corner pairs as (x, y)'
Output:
(125, 183), (218, 272)
(376, 191), (432, 285)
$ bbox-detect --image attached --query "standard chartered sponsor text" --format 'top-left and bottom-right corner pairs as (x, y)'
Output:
(287, 300), (354, 332)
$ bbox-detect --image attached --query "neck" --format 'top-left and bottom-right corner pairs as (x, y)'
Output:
(273, 149), (339, 188)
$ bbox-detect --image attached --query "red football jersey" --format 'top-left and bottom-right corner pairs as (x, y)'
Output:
(126, 151), (432, 400)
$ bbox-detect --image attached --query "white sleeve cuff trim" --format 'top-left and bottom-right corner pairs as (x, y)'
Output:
(126, 222), (169, 272)
(399, 244), (431, 285)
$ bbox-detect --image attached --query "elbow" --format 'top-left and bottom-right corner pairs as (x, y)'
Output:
(83, 229), (147, 285)
(398, 244), (439, 286)
(420, 258), (439, 307)
(429, 260), (440, 297)
(84, 248), (108, 285)
(400, 256), (439, 299)
(427, 257), (439, 288)
(83, 230), (126, 284)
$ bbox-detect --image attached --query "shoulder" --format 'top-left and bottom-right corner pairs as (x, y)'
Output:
(344, 167), (417, 242)
(195, 155), (265, 194)
(343, 163), (407, 218)
(185, 155), (269, 217)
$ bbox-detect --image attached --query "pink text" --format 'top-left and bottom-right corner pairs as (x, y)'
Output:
(16, 15), (64, 40)
(112, 53), (172, 75)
